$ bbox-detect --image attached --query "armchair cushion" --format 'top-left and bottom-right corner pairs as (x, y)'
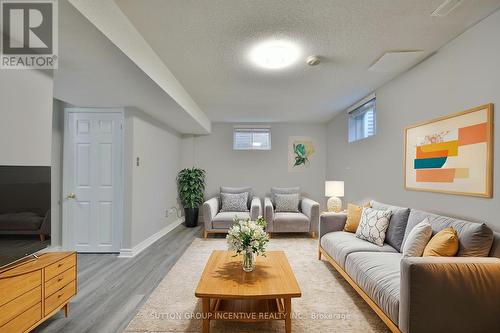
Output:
(274, 193), (299, 212)
(273, 212), (310, 232)
(220, 186), (252, 208)
(212, 212), (251, 229)
(220, 192), (249, 212)
(271, 187), (300, 205)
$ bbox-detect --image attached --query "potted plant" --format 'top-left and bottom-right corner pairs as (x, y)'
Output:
(177, 167), (206, 227)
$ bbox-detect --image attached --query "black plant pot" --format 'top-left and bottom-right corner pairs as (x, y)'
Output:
(184, 208), (199, 228)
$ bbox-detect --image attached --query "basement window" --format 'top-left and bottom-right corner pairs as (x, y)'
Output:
(348, 96), (376, 143)
(233, 126), (271, 150)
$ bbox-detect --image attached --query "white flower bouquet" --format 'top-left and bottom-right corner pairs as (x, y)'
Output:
(226, 216), (269, 271)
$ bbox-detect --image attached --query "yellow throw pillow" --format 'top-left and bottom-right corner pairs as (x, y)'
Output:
(344, 203), (371, 233)
(423, 227), (459, 257)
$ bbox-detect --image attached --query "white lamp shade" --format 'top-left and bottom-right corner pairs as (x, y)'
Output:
(325, 181), (344, 197)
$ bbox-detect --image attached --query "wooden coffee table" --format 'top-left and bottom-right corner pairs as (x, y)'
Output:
(195, 250), (301, 333)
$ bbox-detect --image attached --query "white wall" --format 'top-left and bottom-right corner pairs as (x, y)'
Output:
(125, 109), (183, 248)
(0, 70), (53, 166)
(326, 10), (500, 231)
(182, 123), (327, 209)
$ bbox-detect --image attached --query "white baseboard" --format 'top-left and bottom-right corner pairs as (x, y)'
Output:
(118, 217), (184, 258)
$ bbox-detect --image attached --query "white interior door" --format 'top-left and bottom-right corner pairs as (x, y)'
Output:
(63, 110), (123, 253)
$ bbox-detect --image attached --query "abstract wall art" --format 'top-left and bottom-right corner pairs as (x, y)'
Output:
(404, 104), (493, 197)
(288, 136), (315, 172)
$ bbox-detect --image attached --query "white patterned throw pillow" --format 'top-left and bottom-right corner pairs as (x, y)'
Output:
(355, 208), (392, 246)
(220, 192), (249, 212)
(274, 193), (300, 212)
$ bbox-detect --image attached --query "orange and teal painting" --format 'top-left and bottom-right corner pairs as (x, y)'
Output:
(405, 104), (493, 197)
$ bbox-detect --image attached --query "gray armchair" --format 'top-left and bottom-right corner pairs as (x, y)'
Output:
(264, 187), (319, 238)
(202, 187), (262, 238)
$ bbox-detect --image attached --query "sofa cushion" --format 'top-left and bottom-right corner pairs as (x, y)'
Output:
(404, 209), (493, 257)
(0, 212), (43, 231)
(320, 231), (397, 268)
(271, 187), (300, 205)
(402, 219), (433, 257)
(344, 203), (369, 233)
(355, 207), (392, 246)
(371, 201), (410, 252)
(345, 252), (401, 325)
(220, 192), (249, 212)
(423, 227), (459, 257)
(273, 212), (309, 232)
(220, 186), (252, 208)
(275, 193), (300, 212)
(212, 212), (250, 229)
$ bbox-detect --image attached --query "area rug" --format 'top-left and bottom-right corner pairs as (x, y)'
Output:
(125, 237), (390, 333)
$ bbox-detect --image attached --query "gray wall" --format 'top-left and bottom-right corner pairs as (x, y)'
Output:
(182, 122), (327, 209)
(51, 99), (64, 248)
(326, 10), (500, 231)
(123, 109), (184, 248)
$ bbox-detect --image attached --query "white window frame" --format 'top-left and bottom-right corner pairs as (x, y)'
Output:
(233, 125), (272, 150)
(347, 94), (376, 143)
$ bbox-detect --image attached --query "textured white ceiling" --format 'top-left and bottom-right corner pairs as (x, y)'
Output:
(55, 0), (209, 134)
(116, 0), (500, 123)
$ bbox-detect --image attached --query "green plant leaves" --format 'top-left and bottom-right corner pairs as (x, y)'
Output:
(177, 167), (206, 209)
(293, 143), (309, 166)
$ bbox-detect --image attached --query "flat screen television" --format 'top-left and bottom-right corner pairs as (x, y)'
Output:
(0, 166), (51, 269)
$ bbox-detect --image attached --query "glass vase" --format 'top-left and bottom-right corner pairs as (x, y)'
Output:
(242, 250), (255, 272)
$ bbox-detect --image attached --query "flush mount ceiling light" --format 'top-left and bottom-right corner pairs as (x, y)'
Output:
(249, 40), (301, 69)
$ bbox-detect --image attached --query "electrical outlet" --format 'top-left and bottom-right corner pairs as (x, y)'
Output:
(165, 207), (177, 217)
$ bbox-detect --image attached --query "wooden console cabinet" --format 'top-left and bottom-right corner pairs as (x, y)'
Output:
(0, 252), (77, 333)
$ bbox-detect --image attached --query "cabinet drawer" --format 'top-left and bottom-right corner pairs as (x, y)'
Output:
(45, 267), (76, 298)
(44, 280), (76, 316)
(0, 271), (41, 307)
(0, 286), (41, 326)
(45, 254), (76, 281)
(0, 303), (41, 333)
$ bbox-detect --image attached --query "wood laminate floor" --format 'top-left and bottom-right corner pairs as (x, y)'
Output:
(33, 223), (202, 333)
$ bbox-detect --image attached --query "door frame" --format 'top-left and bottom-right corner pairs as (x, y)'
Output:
(62, 108), (124, 252)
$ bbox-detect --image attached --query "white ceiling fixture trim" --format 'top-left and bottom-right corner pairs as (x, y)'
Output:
(68, 0), (211, 134)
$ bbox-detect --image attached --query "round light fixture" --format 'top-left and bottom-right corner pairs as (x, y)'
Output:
(249, 40), (301, 69)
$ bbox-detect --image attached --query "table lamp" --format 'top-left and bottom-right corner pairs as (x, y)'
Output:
(325, 181), (344, 212)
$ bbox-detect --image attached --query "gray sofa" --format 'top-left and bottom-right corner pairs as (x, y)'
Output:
(264, 187), (319, 237)
(319, 201), (500, 333)
(202, 186), (262, 238)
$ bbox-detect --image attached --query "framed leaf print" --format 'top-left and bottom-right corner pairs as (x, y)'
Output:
(288, 136), (315, 172)
(404, 104), (493, 197)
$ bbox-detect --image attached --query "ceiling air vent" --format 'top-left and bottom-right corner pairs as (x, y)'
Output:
(431, 0), (463, 17)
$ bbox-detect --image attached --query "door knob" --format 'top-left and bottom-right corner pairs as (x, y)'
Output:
(67, 192), (76, 199)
